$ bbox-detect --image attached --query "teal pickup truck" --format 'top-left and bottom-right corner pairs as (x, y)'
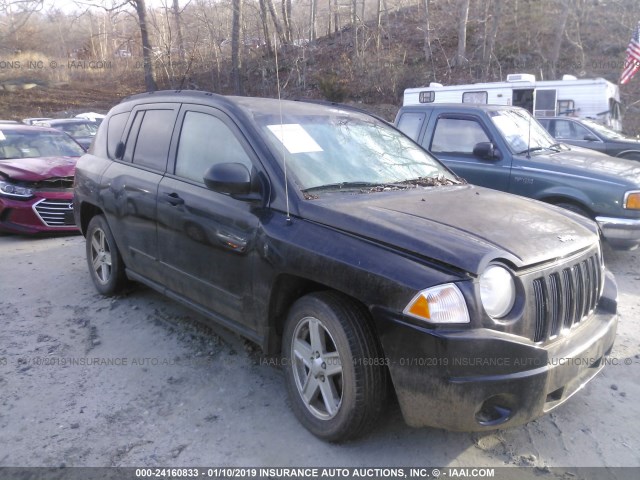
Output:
(395, 104), (640, 250)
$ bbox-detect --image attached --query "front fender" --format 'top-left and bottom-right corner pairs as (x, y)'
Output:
(534, 185), (596, 212)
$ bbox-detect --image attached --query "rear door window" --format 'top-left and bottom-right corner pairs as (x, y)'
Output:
(132, 109), (178, 171)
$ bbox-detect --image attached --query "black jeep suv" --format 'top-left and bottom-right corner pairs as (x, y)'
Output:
(74, 91), (617, 441)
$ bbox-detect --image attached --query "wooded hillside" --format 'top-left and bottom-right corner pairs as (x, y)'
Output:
(1, 0), (639, 133)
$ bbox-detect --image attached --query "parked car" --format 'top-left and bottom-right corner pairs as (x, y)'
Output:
(0, 124), (85, 234)
(22, 117), (52, 125)
(33, 118), (98, 150)
(74, 91), (617, 441)
(538, 116), (640, 160)
(395, 103), (640, 250)
(75, 112), (105, 125)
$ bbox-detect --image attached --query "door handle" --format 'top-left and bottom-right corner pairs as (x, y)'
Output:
(164, 192), (185, 206)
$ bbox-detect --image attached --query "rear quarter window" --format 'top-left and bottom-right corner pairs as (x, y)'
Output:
(396, 112), (425, 141)
(106, 112), (130, 159)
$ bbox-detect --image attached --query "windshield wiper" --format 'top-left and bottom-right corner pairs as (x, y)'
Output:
(516, 146), (544, 155)
(301, 181), (385, 193)
(388, 175), (461, 187)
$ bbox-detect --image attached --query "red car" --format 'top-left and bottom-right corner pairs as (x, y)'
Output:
(0, 124), (85, 234)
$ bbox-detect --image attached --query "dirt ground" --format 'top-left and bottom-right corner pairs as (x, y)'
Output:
(1, 232), (639, 472)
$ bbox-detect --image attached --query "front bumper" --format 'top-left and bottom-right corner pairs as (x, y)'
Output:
(596, 215), (640, 250)
(374, 271), (618, 431)
(0, 191), (78, 234)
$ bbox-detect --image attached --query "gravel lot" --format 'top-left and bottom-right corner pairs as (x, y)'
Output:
(1, 233), (639, 472)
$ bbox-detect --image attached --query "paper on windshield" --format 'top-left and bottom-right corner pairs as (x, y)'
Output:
(267, 124), (323, 154)
(0, 130), (5, 141)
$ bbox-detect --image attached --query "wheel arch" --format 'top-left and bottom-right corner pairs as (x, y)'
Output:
(264, 274), (376, 355)
(616, 150), (640, 160)
(79, 201), (105, 236)
(538, 194), (595, 219)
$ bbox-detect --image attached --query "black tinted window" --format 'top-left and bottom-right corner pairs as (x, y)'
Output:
(175, 111), (252, 183)
(107, 112), (129, 159)
(132, 110), (175, 171)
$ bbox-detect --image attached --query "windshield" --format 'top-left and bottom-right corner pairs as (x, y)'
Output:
(490, 109), (558, 154)
(0, 129), (85, 159)
(56, 122), (98, 137)
(253, 110), (457, 192)
(580, 118), (633, 141)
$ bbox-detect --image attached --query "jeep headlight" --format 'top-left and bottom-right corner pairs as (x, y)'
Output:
(403, 283), (470, 324)
(480, 265), (515, 319)
(0, 180), (34, 198)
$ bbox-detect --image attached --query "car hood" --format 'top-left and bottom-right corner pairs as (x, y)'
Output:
(0, 156), (77, 182)
(300, 184), (598, 275)
(528, 146), (640, 184)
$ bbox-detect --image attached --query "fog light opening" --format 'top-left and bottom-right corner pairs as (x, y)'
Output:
(589, 355), (604, 369)
(546, 387), (564, 403)
(475, 396), (513, 426)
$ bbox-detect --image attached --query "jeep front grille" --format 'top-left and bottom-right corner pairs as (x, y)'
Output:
(532, 253), (602, 343)
(33, 199), (75, 227)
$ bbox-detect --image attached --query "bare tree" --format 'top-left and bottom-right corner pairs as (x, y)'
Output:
(351, 0), (358, 58)
(0, 0), (44, 47)
(452, 0), (470, 67)
(423, 0), (433, 63)
(375, 0), (382, 50)
(231, 0), (243, 94)
(265, 0), (286, 45)
(258, 0), (273, 56)
(132, 0), (158, 91)
(282, 0), (292, 42)
(172, 0), (185, 61)
(309, 0), (317, 42)
(482, 0), (502, 79)
(549, 0), (571, 78)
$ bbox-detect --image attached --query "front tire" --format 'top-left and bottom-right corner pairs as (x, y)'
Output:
(554, 202), (591, 219)
(282, 292), (387, 442)
(86, 215), (127, 295)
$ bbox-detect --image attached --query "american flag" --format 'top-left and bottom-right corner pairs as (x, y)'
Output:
(620, 21), (640, 85)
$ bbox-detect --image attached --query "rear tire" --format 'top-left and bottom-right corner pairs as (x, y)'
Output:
(86, 215), (127, 295)
(282, 291), (387, 442)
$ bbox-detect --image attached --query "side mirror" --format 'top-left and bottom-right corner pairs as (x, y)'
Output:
(473, 142), (498, 160)
(204, 163), (252, 196)
(583, 134), (598, 142)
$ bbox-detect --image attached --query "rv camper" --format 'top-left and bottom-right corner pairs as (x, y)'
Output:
(403, 74), (623, 131)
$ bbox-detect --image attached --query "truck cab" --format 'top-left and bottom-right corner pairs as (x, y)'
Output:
(395, 103), (640, 250)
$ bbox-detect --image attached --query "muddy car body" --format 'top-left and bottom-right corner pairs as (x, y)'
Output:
(74, 91), (617, 441)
